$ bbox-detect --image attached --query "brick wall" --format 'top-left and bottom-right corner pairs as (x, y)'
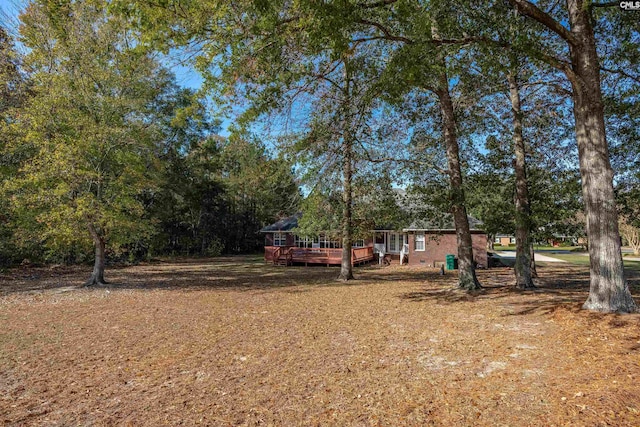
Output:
(407, 231), (487, 268)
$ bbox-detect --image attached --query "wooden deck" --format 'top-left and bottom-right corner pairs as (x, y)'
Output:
(265, 246), (375, 266)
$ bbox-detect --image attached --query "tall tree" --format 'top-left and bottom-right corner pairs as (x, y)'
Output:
(6, 1), (175, 284)
(507, 61), (535, 288)
(502, 0), (637, 312)
(393, 12), (483, 290)
(0, 25), (28, 266)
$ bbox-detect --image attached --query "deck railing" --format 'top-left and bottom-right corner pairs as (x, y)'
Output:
(352, 247), (374, 264)
(265, 246), (374, 266)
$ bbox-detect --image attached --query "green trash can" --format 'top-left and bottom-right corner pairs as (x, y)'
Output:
(445, 254), (457, 270)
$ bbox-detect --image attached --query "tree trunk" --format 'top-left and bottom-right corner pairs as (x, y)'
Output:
(339, 134), (354, 281)
(508, 70), (535, 289)
(436, 69), (481, 291)
(487, 234), (495, 251)
(529, 241), (538, 278)
(338, 61), (354, 281)
(567, 1), (636, 312)
(84, 222), (107, 286)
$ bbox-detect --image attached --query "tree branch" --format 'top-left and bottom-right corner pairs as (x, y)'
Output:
(600, 66), (640, 84)
(527, 48), (581, 88)
(357, 18), (506, 48)
(357, 18), (414, 44)
(507, 0), (579, 47)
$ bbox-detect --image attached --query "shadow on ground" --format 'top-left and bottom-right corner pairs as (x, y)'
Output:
(398, 265), (640, 318)
(3, 256), (640, 325)
(0, 256), (431, 296)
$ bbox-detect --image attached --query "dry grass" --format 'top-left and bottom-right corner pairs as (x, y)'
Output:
(1, 256), (640, 426)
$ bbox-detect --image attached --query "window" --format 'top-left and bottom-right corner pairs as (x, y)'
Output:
(319, 235), (341, 248)
(354, 239), (365, 248)
(389, 233), (397, 252)
(294, 235), (317, 248)
(415, 232), (425, 251)
(495, 236), (501, 244)
(273, 232), (287, 246)
(510, 237), (516, 244)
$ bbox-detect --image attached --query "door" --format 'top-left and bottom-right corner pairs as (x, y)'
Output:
(387, 232), (403, 253)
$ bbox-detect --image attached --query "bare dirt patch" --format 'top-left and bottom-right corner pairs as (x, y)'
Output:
(1, 257), (640, 426)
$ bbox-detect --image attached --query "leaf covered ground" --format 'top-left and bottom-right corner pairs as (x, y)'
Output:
(1, 257), (640, 426)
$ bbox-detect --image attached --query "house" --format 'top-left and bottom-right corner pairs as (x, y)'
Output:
(495, 234), (516, 246)
(260, 213), (375, 266)
(260, 213), (488, 268)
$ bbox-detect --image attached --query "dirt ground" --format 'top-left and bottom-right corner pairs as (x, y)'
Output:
(1, 257), (640, 426)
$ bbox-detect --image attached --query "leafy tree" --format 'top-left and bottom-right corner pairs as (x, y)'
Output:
(218, 134), (300, 254)
(5, 1), (176, 284)
(150, 132), (300, 257)
(497, 0), (636, 312)
(619, 219), (640, 256)
(115, 0), (370, 280)
(0, 26), (25, 114)
(0, 25), (29, 266)
(465, 172), (514, 250)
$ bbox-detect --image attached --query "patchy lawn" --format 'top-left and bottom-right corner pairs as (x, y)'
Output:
(1, 257), (640, 426)
(540, 253), (640, 272)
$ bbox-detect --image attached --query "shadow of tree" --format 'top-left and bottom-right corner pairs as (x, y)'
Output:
(4, 257), (640, 317)
(1, 256), (429, 295)
(398, 265), (640, 316)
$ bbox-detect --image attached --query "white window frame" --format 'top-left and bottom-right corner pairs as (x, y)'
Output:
(273, 232), (287, 246)
(353, 239), (365, 248)
(318, 235), (341, 249)
(415, 232), (425, 251)
(510, 237), (516, 244)
(294, 235), (320, 248)
(389, 233), (398, 252)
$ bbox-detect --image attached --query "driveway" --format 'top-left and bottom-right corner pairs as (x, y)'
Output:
(495, 251), (567, 263)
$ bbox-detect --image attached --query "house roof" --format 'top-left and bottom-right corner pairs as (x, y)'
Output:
(259, 213), (302, 232)
(403, 215), (484, 232)
(260, 211), (484, 233)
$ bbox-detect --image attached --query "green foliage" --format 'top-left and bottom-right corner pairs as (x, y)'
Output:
(0, 26), (28, 265)
(148, 133), (300, 256)
(3, 1), (172, 263)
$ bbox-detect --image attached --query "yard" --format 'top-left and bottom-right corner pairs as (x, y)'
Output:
(2, 257), (640, 426)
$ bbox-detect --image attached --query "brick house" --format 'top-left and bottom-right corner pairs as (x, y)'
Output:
(261, 213), (488, 268)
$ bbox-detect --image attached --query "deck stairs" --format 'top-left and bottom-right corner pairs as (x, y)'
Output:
(273, 247), (293, 266)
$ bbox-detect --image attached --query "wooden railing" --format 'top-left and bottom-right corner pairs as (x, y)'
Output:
(352, 247), (374, 265)
(265, 246), (375, 266)
(290, 247), (343, 262)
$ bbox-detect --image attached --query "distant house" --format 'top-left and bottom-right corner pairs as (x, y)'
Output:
(260, 213), (487, 268)
(495, 234), (516, 246)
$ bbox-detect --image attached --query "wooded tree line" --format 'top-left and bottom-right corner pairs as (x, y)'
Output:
(0, 4), (299, 284)
(1, 1), (639, 312)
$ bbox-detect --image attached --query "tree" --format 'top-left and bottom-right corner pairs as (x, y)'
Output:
(219, 134), (300, 253)
(0, 25), (29, 266)
(6, 1), (176, 285)
(501, 0), (636, 312)
(374, 8), (483, 290)
(0, 26), (25, 113)
(285, 51), (393, 281)
(116, 0), (388, 280)
(619, 218), (640, 256)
